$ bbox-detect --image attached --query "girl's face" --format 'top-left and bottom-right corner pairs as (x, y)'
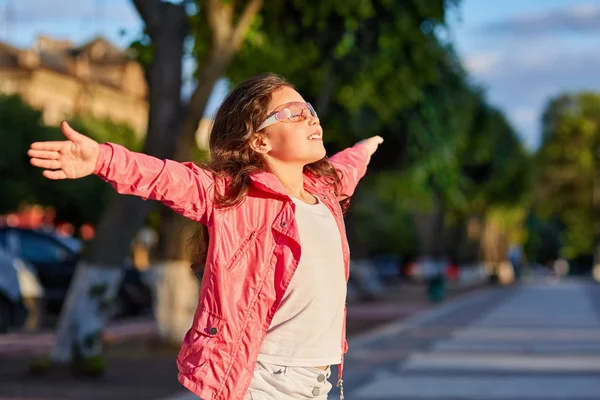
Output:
(256, 86), (326, 166)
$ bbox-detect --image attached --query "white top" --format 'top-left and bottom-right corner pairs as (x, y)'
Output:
(258, 195), (346, 367)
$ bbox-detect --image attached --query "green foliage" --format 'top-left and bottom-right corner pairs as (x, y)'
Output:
(351, 173), (418, 257)
(0, 96), (49, 212)
(534, 92), (600, 260)
(346, 53), (531, 257)
(524, 214), (562, 264)
(0, 95), (142, 228)
(129, 34), (154, 68)
(227, 0), (461, 144)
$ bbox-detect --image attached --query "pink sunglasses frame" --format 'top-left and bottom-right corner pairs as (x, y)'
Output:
(257, 102), (317, 131)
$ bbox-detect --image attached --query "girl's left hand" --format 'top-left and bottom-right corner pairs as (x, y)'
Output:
(359, 136), (384, 157)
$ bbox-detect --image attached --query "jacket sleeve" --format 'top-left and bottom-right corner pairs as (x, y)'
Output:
(94, 142), (214, 224)
(328, 142), (371, 200)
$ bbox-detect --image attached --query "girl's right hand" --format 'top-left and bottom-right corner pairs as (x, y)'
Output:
(28, 121), (100, 180)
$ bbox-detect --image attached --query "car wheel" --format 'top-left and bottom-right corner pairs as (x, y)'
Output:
(0, 297), (12, 333)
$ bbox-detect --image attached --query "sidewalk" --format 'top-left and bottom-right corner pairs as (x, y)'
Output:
(0, 318), (156, 357)
(0, 281), (486, 400)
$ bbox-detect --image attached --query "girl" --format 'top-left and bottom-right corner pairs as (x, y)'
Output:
(28, 73), (382, 400)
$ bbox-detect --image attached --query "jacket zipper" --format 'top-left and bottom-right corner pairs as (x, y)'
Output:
(338, 304), (346, 399)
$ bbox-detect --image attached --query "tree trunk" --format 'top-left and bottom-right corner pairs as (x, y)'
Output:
(152, 0), (264, 345)
(344, 209), (369, 260)
(50, 0), (188, 365)
(412, 191), (445, 258)
(152, 260), (200, 343)
(153, 53), (234, 344)
(51, 264), (123, 363)
(315, 64), (335, 119)
(480, 215), (508, 263)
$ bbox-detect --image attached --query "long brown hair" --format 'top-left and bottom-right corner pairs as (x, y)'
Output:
(190, 73), (346, 273)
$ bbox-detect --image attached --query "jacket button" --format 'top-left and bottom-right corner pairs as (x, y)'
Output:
(209, 327), (218, 335)
(280, 221), (287, 228)
(312, 387), (320, 396)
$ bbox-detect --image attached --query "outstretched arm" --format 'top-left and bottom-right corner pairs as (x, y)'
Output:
(329, 136), (383, 199)
(28, 121), (214, 224)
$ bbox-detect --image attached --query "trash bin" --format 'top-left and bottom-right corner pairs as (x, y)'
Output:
(427, 274), (446, 303)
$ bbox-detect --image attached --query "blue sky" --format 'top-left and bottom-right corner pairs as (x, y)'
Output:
(2, 0), (600, 150)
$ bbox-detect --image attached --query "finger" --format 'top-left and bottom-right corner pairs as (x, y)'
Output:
(27, 149), (60, 160)
(30, 158), (61, 169)
(60, 121), (87, 143)
(30, 141), (65, 151)
(42, 169), (68, 180)
(369, 136), (383, 145)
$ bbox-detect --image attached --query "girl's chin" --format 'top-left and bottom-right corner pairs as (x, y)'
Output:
(310, 147), (327, 162)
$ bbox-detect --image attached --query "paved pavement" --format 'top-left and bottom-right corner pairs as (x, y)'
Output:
(334, 278), (600, 399)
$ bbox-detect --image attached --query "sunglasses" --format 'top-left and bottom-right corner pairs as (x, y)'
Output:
(257, 102), (318, 131)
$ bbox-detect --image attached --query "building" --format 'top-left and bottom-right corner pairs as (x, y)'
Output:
(0, 35), (148, 135)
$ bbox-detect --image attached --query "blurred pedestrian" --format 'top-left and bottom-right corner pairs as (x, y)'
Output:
(508, 244), (523, 281)
(27, 73), (382, 400)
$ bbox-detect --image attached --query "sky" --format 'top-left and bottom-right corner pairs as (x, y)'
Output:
(1, 0), (599, 150)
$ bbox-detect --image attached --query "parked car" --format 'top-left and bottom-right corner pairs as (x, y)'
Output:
(0, 227), (151, 318)
(373, 254), (402, 283)
(0, 248), (43, 332)
(402, 256), (441, 283)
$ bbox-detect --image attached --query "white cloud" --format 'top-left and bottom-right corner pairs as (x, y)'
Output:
(483, 2), (600, 36)
(464, 52), (500, 74)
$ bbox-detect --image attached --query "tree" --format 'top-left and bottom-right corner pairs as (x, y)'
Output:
(48, 0), (190, 370)
(223, 0), (534, 265)
(225, 0), (463, 259)
(45, 0), (268, 366)
(329, 52), (532, 263)
(534, 92), (600, 269)
(148, 0), (265, 344)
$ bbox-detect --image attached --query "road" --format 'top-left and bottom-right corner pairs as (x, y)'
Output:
(330, 277), (600, 399)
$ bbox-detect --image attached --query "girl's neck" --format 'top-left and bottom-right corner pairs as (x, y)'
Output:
(268, 160), (308, 199)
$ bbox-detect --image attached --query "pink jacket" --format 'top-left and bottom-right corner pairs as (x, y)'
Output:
(94, 142), (371, 400)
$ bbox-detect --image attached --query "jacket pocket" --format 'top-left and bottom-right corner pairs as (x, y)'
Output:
(176, 308), (226, 375)
(225, 231), (258, 271)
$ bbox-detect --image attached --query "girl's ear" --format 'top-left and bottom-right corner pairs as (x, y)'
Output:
(250, 133), (272, 154)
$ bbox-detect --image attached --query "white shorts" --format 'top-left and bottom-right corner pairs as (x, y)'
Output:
(245, 361), (333, 400)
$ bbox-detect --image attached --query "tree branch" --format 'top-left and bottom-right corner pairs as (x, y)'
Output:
(231, 0), (263, 49)
(207, 0), (233, 46)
